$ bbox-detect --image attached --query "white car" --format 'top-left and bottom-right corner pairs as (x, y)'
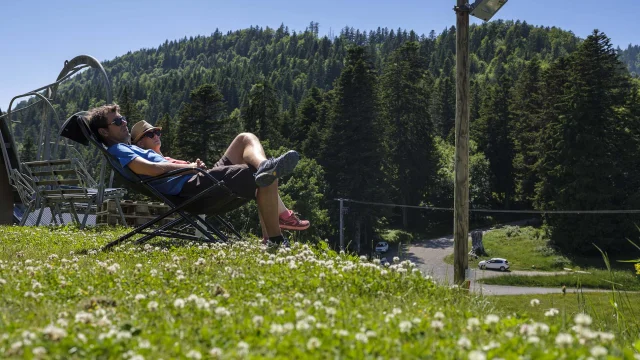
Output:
(478, 258), (510, 271)
(375, 241), (389, 253)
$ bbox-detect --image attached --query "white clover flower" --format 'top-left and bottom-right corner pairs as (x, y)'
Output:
(237, 341), (249, 356)
(130, 355), (144, 360)
(467, 317), (481, 330)
(434, 311), (445, 319)
(252, 315), (264, 327)
(56, 318), (69, 327)
(412, 317), (422, 324)
(186, 350), (202, 359)
(307, 337), (321, 350)
(530, 298), (540, 307)
(590, 345), (607, 357)
(355, 332), (368, 343)
(457, 336), (471, 349)
(296, 320), (311, 331)
(316, 287), (324, 294)
(484, 314), (499, 325)
(325, 307), (337, 316)
(10, 341), (23, 352)
(392, 308), (403, 315)
(215, 307), (230, 317)
(32, 346), (47, 356)
(194, 258), (206, 266)
(555, 333), (573, 347)
(468, 350), (486, 360)
(527, 336), (540, 344)
(135, 294), (147, 301)
(187, 294), (199, 302)
(174, 299), (186, 309)
(42, 324), (67, 341)
(106, 263), (120, 273)
(147, 301), (159, 311)
(116, 331), (132, 340)
(209, 347), (223, 358)
(481, 341), (500, 351)
(574, 313), (592, 326)
(393, 256), (400, 263)
(138, 339), (151, 349)
(399, 320), (412, 333)
(73, 311), (95, 324)
(431, 320), (444, 331)
(276, 309), (285, 316)
(77, 333), (87, 343)
(135, 263), (143, 269)
(0, 278), (6, 285)
(545, 308), (560, 317)
(270, 324), (285, 335)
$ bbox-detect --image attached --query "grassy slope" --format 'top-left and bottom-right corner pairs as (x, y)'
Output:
(0, 226), (639, 359)
(443, 226), (640, 290)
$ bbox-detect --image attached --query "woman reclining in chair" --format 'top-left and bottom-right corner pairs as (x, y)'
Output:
(87, 104), (301, 247)
(130, 120), (310, 244)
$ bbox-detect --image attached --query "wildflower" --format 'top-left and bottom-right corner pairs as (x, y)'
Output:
(0, 278), (6, 285)
(434, 311), (445, 319)
(174, 299), (186, 309)
(574, 313), (592, 326)
(307, 337), (321, 350)
(147, 301), (159, 311)
(139, 339), (151, 349)
(237, 341), (250, 356)
(32, 346), (47, 356)
(215, 307), (230, 317)
(355, 332), (368, 343)
(360, 255), (368, 262)
(393, 256), (400, 263)
(468, 350), (486, 360)
(431, 320), (444, 331)
(106, 263), (120, 273)
(186, 350), (202, 359)
(457, 336), (471, 349)
(252, 315), (264, 327)
(77, 333), (87, 343)
(530, 298), (540, 307)
(399, 321), (412, 333)
(467, 317), (480, 330)
(484, 314), (500, 325)
(325, 307), (337, 316)
(393, 308), (403, 315)
(590, 346), (607, 357)
(135, 294), (147, 301)
(555, 333), (573, 347)
(42, 324), (67, 341)
(527, 336), (540, 344)
(544, 308), (560, 317)
(209, 348), (223, 358)
(296, 320), (311, 331)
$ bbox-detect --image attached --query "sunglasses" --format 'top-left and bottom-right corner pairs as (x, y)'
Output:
(142, 129), (162, 139)
(107, 116), (127, 127)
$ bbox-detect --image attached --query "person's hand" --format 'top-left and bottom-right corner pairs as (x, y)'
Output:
(195, 158), (207, 169)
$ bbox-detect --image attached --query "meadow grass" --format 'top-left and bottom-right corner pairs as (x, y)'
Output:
(1, 225), (639, 359)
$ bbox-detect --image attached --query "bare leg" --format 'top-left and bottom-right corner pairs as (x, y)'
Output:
(258, 210), (269, 239)
(278, 196), (287, 215)
(256, 181), (281, 237)
(222, 133), (267, 169)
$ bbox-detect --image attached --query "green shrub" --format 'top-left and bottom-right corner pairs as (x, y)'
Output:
(381, 229), (414, 244)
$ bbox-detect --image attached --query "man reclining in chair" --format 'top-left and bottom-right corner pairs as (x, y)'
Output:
(87, 104), (296, 247)
(130, 120), (310, 243)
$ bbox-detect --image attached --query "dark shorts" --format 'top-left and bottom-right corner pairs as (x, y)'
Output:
(179, 156), (257, 201)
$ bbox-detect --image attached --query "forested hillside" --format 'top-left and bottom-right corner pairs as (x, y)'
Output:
(6, 20), (640, 256)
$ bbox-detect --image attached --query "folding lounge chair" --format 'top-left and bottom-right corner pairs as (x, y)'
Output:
(59, 113), (247, 250)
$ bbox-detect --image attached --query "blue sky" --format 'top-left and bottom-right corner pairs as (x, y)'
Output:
(1, 0), (638, 111)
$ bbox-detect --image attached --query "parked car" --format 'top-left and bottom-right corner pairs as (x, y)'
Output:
(478, 258), (510, 271)
(375, 241), (389, 253)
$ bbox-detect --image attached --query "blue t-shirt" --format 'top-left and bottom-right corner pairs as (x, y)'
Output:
(107, 144), (191, 195)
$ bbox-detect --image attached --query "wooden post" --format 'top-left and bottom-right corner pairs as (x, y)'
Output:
(453, 0), (470, 285)
(339, 199), (344, 251)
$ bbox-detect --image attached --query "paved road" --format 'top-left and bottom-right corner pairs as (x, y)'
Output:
(390, 230), (606, 296)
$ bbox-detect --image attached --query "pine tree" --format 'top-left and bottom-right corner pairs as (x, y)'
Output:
(20, 133), (36, 163)
(118, 87), (143, 127)
(509, 58), (543, 205)
(535, 30), (637, 254)
(155, 113), (174, 156)
(293, 87), (324, 149)
(380, 41), (436, 228)
(320, 46), (386, 253)
(476, 75), (515, 207)
(243, 80), (282, 144)
(173, 84), (226, 163)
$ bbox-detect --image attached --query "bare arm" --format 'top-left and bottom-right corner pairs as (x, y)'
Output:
(127, 157), (196, 177)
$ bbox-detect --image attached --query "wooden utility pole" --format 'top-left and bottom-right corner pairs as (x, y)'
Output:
(453, 0), (470, 285)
